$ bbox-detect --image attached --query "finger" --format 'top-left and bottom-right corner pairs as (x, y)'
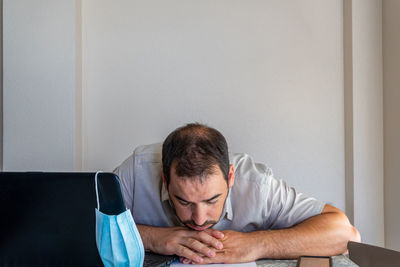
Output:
(191, 231), (223, 250)
(176, 245), (203, 264)
(204, 228), (224, 239)
(181, 237), (216, 259)
(179, 256), (193, 265)
(182, 258), (191, 264)
(202, 252), (225, 264)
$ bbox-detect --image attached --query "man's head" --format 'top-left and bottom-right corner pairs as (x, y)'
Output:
(162, 123), (234, 231)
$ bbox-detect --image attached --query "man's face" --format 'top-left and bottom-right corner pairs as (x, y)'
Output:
(163, 163), (234, 231)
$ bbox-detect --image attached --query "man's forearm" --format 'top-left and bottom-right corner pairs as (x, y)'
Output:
(137, 224), (161, 251)
(255, 208), (361, 259)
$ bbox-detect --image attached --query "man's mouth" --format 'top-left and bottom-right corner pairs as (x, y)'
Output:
(187, 223), (212, 231)
(181, 218), (218, 231)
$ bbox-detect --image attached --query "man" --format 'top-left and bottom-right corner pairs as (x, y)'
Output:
(114, 123), (360, 264)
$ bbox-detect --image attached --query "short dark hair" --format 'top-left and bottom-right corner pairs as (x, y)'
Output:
(162, 123), (229, 185)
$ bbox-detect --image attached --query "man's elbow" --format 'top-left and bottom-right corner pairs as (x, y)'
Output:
(333, 210), (361, 247)
(340, 213), (361, 244)
(350, 225), (361, 243)
(341, 217), (361, 244)
(337, 219), (361, 255)
(341, 212), (361, 243)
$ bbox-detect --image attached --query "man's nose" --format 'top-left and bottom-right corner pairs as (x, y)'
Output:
(192, 205), (207, 226)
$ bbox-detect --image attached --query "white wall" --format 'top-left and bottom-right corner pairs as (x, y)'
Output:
(3, 0), (391, 248)
(0, 0), (3, 170)
(82, 0), (345, 210)
(383, 0), (400, 252)
(349, 0), (384, 246)
(3, 0), (76, 171)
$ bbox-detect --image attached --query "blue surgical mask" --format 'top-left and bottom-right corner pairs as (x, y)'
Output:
(95, 171), (144, 267)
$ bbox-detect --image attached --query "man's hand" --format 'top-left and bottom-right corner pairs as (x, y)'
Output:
(202, 230), (261, 264)
(181, 230), (261, 264)
(137, 225), (224, 264)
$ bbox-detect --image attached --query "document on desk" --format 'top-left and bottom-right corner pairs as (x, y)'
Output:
(170, 261), (257, 267)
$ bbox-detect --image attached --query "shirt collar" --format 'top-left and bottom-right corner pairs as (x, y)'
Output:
(223, 188), (233, 220)
(161, 181), (169, 202)
(160, 181), (233, 221)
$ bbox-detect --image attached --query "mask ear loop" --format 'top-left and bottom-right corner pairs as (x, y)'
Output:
(95, 171), (103, 211)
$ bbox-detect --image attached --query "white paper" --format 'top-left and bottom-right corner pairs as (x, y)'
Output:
(170, 261), (257, 267)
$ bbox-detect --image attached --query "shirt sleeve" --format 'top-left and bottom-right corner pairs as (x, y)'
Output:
(264, 174), (325, 229)
(113, 154), (135, 211)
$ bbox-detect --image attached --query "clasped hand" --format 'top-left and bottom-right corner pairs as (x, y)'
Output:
(152, 227), (260, 264)
(150, 226), (224, 264)
(200, 230), (261, 264)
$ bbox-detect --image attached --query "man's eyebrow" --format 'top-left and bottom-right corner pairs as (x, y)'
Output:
(203, 194), (222, 202)
(175, 195), (191, 203)
(174, 194), (222, 203)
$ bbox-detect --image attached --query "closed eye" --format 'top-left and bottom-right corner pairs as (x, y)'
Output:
(204, 194), (222, 204)
(176, 198), (191, 206)
(174, 194), (222, 206)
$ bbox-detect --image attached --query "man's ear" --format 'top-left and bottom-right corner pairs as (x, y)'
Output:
(228, 164), (235, 188)
(161, 173), (168, 190)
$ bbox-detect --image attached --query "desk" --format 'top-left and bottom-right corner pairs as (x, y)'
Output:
(171, 255), (358, 267)
(256, 255), (358, 267)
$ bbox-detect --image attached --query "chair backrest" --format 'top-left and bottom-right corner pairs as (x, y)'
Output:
(0, 172), (125, 266)
(348, 241), (400, 267)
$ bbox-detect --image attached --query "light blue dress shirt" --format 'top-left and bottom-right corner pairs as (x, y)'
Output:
(114, 143), (325, 232)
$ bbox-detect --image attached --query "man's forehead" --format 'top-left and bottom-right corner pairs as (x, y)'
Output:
(169, 171), (226, 187)
(170, 174), (221, 188)
(168, 173), (227, 199)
